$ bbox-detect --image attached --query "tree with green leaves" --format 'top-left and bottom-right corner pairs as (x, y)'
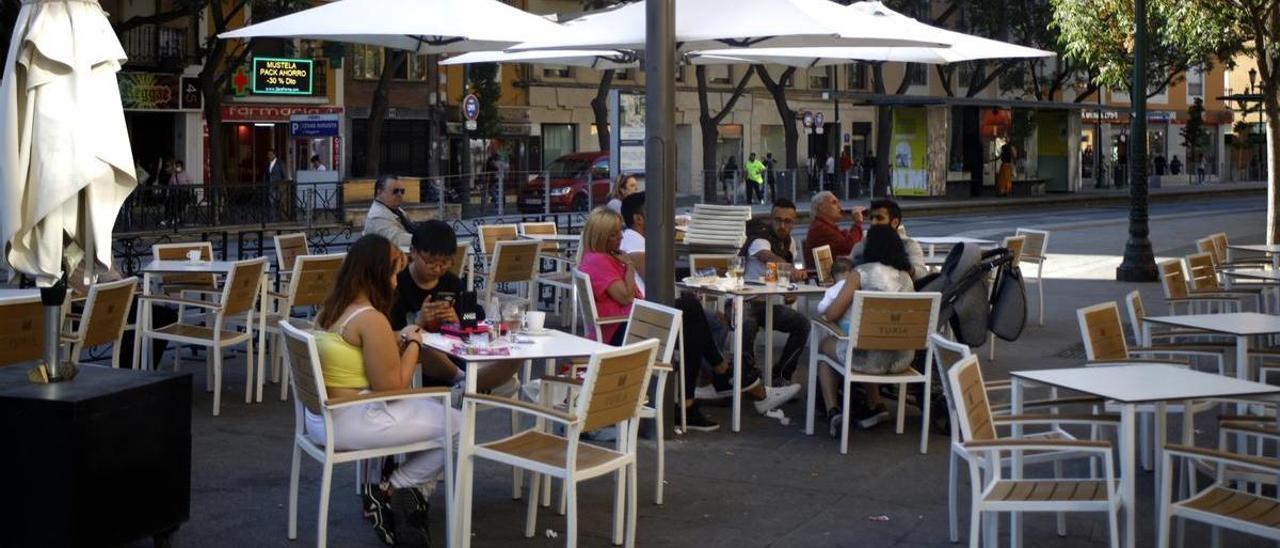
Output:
(364, 49), (407, 175)
(1181, 97), (1208, 177)
(580, 0), (637, 152)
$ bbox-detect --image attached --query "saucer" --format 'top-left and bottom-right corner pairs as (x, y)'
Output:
(521, 328), (551, 336)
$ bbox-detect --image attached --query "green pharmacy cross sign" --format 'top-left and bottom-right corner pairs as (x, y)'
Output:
(252, 57), (314, 95)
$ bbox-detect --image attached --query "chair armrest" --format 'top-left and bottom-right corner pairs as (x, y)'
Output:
(598, 316), (628, 325)
(467, 393), (579, 425)
(267, 291), (290, 300)
(653, 362), (674, 372)
(327, 387), (450, 409)
(136, 295), (223, 310)
(810, 318), (847, 339)
(541, 375), (583, 389)
(1086, 358), (1191, 367)
(1165, 295), (1244, 303)
(991, 396), (1105, 412)
(963, 439), (1113, 454)
(1219, 420), (1280, 442)
(1165, 444), (1280, 475)
(994, 413), (1120, 426)
(537, 253), (576, 266)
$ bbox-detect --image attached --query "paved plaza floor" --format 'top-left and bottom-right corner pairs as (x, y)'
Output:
(127, 195), (1269, 547)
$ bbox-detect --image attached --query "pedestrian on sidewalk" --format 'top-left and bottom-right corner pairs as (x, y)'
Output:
(996, 143), (1014, 196)
(764, 152), (777, 202)
(745, 153), (766, 204)
(720, 156), (738, 202)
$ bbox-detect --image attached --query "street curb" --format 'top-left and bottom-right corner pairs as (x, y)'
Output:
(897, 183), (1265, 218)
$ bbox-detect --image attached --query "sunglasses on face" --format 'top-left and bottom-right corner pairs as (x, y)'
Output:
(391, 188), (406, 195)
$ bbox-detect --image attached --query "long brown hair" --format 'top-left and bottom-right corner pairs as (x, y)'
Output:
(316, 235), (404, 329)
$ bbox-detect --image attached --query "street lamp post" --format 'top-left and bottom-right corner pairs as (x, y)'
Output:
(1117, 0), (1157, 282)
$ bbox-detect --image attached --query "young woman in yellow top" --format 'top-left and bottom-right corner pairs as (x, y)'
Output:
(307, 234), (460, 546)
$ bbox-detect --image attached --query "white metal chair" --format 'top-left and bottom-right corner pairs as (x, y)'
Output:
(805, 290), (942, 454)
(266, 253), (345, 401)
(482, 239), (542, 308)
(522, 222), (581, 333)
(64, 277), (138, 368)
(0, 294), (44, 368)
(1158, 438), (1280, 547)
(572, 269), (629, 342)
(272, 232), (310, 276)
(139, 257), (267, 415)
(279, 320), (453, 548)
(1014, 228), (1049, 326)
(475, 224), (519, 279)
(453, 339), (660, 548)
(947, 354), (1121, 548)
(452, 240), (474, 289)
(812, 244), (834, 285)
(1159, 260), (1244, 315)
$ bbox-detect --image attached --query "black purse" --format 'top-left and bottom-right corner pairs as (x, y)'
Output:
(988, 262), (1028, 342)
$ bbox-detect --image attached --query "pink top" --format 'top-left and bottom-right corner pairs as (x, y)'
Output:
(578, 251), (642, 343)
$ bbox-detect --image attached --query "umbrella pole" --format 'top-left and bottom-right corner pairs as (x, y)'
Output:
(39, 282), (68, 381)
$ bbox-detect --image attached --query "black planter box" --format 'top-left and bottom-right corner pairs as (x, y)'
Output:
(0, 366), (192, 547)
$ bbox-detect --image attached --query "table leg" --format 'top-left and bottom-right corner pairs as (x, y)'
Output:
(764, 295), (774, 387)
(733, 295), (744, 432)
(1154, 400), (1168, 543)
(1011, 378), (1024, 548)
(139, 273), (152, 371)
(256, 275), (267, 402)
(1120, 404), (1136, 548)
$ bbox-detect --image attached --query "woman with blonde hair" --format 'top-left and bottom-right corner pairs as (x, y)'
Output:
(577, 206), (641, 344)
(310, 234), (460, 545)
(606, 173), (639, 213)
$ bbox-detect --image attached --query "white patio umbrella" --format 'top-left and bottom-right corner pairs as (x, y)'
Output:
(219, 0), (564, 53)
(509, 0), (949, 53)
(442, 49), (638, 71)
(1, 0), (137, 378)
(691, 1), (1053, 66)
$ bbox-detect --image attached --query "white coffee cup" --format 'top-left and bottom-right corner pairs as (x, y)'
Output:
(186, 250), (201, 262)
(524, 311), (546, 331)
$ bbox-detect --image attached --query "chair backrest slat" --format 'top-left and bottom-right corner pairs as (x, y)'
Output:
(224, 258), (268, 316)
(519, 222), (560, 253)
(688, 254), (734, 276)
(573, 270), (603, 341)
(153, 242), (216, 288)
(289, 254), (345, 309)
(0, 296), (44, 367)
(451, 241), (472, 279)
(1124, 290), (1146, 344)
(1159, 260), (1190, 299)
(280, 320), (326, 414)
(1002, 235), (1027, 267)
(79, 277), (138, 349)
(478, 224), (519, 255)
(849, 292), (941, 351)
(947, 354), (997, 442)
(490, 239), (541, 284)
(623, 300), (682, 364)
(578, 340), (659, 432)
(813, 245), (834, 284)
(1211, 232), (1230, 264)
(1015, 228), (1049, 261)
(274, 233), (310, 273)
(1077, 301), (1129, 361)
(928, 333), (973, 443)
(1185, 252), (1219, 290)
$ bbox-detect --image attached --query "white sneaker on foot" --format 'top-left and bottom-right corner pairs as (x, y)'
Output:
(754, 384), (802, 414)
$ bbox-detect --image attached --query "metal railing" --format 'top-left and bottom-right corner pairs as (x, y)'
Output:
(702, 166), (880, 206)
(120, 24), (189, 68)
(114, 181), (342, 234)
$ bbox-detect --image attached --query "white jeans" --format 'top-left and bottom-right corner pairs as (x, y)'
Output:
(306, 398), (461, 490)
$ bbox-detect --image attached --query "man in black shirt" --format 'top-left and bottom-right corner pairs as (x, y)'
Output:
(391, 220), (521, 392)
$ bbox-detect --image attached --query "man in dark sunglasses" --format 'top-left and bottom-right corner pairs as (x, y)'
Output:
(363, 173), (415, 247)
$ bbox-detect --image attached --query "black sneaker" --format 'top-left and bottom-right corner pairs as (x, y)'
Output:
(827, 408), (844, 439)
(390, 488), (431, 547)
(683, 404), (720, 432)
(364, 483), (398, 546)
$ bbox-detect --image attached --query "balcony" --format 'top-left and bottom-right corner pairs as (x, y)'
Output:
(121, 24), (190, 70)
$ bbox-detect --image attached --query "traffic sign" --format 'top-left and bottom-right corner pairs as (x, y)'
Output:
(289, 114), (340, 137)
(814, 112), (825, 127)
(463, 93), (480, 122)
(802, 110), (813, 128)
(465, 120), (477, 131)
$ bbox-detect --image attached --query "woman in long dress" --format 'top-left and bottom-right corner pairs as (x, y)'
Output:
(996, 143), (1015, 196)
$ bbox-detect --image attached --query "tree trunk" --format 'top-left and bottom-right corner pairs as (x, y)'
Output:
(695, 65), (755, 203)
(590, 69), (615, 152)
(364, 49), (406, 176)
(201, 80), (226, 186)
(757, 66), (799, 169)
(1266, 91), (1280, 245)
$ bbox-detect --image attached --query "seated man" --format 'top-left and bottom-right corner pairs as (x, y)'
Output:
(390, 220), (520, 397)
(364, 174), (415, 248)
(803, 190), (863, 269)
(850, 199), (928, 280)
(740, 198), (811, 388)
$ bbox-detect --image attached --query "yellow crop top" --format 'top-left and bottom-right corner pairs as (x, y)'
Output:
(314, 306), (374, 389)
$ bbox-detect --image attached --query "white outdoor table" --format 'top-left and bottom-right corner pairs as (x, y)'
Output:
(1010, 363), (1280, 548)
(1221, 269), (1280, 312)
(138, 260), (269, 401)
(1228, 244), (1280, 270)
(0, 288), (38, 299)
(1144, 313), (1280, 399)
(676, 278), (826, 432)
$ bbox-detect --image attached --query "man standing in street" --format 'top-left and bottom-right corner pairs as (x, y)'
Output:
(803, 191), (863, 270)
(764, 152), (777, 203)
(264, 149), (286, 184)
(363, 174), (415, 248)
(744, 152), (766, 205)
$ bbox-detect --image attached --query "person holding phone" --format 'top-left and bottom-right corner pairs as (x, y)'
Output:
(577, 207), (641, 345)
(389, 220), (521, 396)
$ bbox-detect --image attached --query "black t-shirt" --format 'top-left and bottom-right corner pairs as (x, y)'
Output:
(389, 270), (479, 330)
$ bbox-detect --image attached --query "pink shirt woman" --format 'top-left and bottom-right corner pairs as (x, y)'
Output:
(576, 207), (642, 344)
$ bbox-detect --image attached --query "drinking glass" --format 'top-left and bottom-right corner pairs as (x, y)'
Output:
(727, 256), (745, 288)
(501, 302), (523, 343)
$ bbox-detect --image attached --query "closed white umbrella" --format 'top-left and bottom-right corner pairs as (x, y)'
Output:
(219, 0), (564, 53)
(509, 0), (948, 53)
(692, 1), (1053, 66)
(1, 0), (137, 378)
(442, 49), (637, 70)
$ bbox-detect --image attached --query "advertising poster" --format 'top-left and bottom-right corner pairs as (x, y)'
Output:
(891, 107), (929, 196)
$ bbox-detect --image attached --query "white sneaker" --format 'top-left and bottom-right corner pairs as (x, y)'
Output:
(693, 384), (721, 400)
(754, 384), (802, 414)
(488, 376), (520, 399)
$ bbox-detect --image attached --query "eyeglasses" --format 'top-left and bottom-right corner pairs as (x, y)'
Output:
(419, 256), (453, 270)
(774, 217), (796, 225)
(391, 188), (406, 195)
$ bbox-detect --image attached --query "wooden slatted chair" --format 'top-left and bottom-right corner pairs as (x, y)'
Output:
(280, 320), (452, 548)
(1158, 438), (1280, 546)
(454, 339), (660, 548)
(687, 254), (736, 310)
(805, 290), (942, 454)
(267, 254), (346, 401)
(812, 244), (835, 285)
(0, 294), (44, 368)
(452, 240), (474, 289)
(1119, 292), (1230, 371)
(1015, 228), (1050, 326)
(519, 221), (561, 255)
(139, 257), (268, 416)
(947, 354), (1121, 548)
(521, 223), (581, 333)
(482, 239), (542, 308)
(1206, 232), (1271, 270)
(1159, 260), (1243, 315)
(152, 242), (220, 323)
(476, 224), (520, 279)
(929, 333), (1107, 543)
(1186, 252), (1268, 313)
(273, 232), (310, 276)
(64, 277), (138, 368)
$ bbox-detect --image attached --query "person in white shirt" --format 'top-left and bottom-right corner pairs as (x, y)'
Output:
(363, 174), (415, 248)
(738, 199), (810, 387)
(618, 192), (647, 295)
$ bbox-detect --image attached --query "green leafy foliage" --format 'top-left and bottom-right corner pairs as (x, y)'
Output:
(1180, 97), (1209, 164)
(466, 62), (502, 138)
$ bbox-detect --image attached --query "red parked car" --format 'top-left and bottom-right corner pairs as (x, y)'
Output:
(519, 151), (612, 213)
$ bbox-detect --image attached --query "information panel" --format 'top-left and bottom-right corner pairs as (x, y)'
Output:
(252, 57), (313, 95)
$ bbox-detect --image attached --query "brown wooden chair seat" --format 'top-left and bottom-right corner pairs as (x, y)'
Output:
(479, 430), (624, 475)
(984, 479), (1117, 505)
